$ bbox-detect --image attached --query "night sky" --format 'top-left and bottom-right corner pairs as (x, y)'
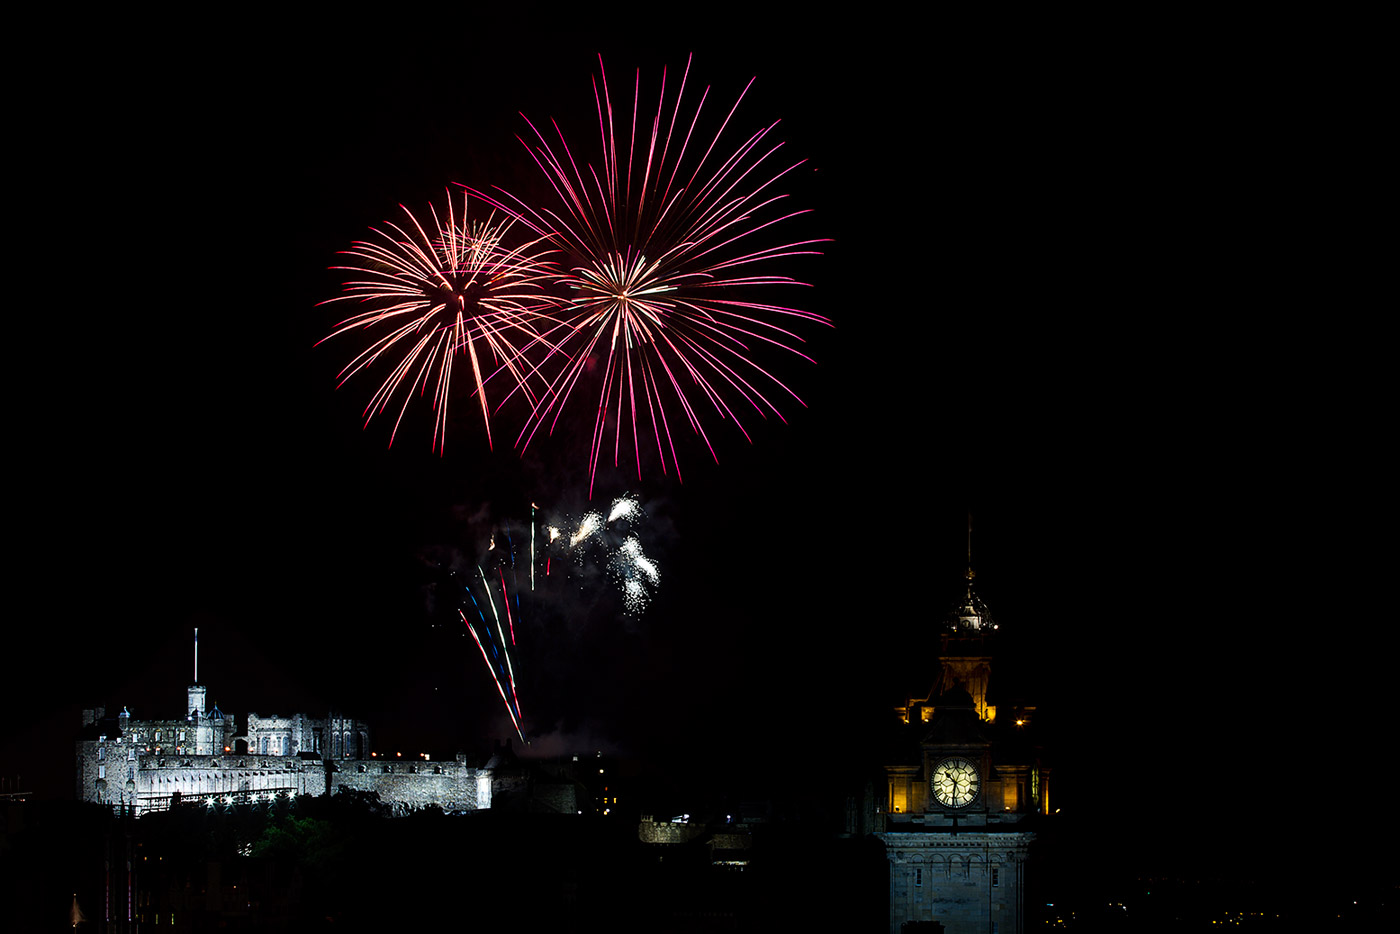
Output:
(7, 20), (1386, 886)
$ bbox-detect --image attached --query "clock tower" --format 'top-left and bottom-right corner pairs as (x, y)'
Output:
(877, 533), (1046, 934)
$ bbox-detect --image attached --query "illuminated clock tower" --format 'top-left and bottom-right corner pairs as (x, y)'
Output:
(877, 532), (1046, 934)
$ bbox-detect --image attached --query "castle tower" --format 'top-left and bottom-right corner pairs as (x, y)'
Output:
(878, 522), (1044, 934)
(934, 562), (997, 723)
(188, 628), (205, 717)
(188, 684), (207, 717)
(895, 517), (998, 727)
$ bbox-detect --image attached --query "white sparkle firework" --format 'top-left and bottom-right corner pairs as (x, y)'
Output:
(607, 496), (641, 524)
(549, 494), (659, 614)
(610, 535), (660, 613)
(569, 512), (602, 548)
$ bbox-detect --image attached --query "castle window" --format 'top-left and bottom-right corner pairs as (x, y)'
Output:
(992, 866), (1000, 886)
(98, 765), (106, 779)
(915, 867), (922, 887)
(97, 746), (105, 760)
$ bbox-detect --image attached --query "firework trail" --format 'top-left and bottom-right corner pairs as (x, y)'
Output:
(460, 609), (524, 742)
(319, 189), (562, 453)
(456, 527), (531, 742)
(469, 55), (829, 492)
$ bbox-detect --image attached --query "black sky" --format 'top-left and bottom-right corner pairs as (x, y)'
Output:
(7, 20), (1386, 879)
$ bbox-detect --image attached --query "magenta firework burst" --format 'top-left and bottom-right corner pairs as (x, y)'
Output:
(319, 190), (560, 452)
(471, 55), (828, 491)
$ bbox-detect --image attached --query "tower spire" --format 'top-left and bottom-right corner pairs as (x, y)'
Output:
(194, 627), (199, 684)
(966, 510), (975, 587)
(948, 511), (993, 633)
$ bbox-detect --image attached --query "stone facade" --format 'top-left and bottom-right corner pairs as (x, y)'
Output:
(77, 680), (490, 817)
(332, 754), (491, 814)
(879, 833), (1032, 934)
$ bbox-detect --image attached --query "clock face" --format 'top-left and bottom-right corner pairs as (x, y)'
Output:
(931, 756), (981, 808)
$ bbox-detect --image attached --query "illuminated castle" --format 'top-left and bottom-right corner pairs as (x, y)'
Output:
(75, 633), (492, 816)
(876, 530), (1047, 934)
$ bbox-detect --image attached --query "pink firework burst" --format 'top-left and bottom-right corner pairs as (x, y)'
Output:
(319, 190), (561, 453)
(471, 54), (829, 491)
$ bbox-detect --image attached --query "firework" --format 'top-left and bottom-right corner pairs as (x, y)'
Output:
(450, 496), (659, 739)
(458, 534), (529, 742)
(611, 534), (660, 614)
(319, 189), (561, 452)
(460, 608), (524, 742)
(544, 494), (660, 614)
(471, 55), (828, 491)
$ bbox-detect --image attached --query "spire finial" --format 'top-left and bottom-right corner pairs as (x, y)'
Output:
(194, 627), (199, 684)
(946, 511), (995, 633)
(966, 511), (975, 584)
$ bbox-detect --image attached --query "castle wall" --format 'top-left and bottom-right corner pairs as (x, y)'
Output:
(89, 752), (325, 815)
(332, 756), (490, 814)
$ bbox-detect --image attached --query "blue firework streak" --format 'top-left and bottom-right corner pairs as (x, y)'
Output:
(458, 531), (527, 741)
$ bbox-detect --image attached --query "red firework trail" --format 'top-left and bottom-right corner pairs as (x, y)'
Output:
(499, 566), (516, 645)
(469, 54), (829, 493)
(318, 189), (563, 453)
(460, 609), (524, 742)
